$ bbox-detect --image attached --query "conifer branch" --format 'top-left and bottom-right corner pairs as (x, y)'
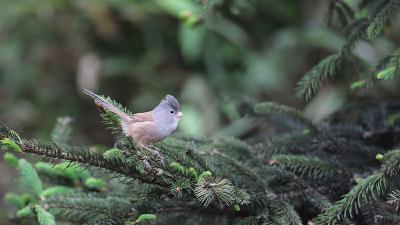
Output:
(387, 189), (400, 210)
(313, 174), (388, 225)
(295, 54), (342, 101)
(270, 154), (339, 181)
(1, 123), (171, 188)
(262, 131), (310, 155)
(239, 201), (302, 225)
(341, 0), (399, 53)
(271, 201), (302, 225)
(381, 149), (400, 176)
(46, 193), (135, 223)
(19, 139), (170, 187)
(378, 48), (400, 70)
(51, 116), (73, 144)
(156, 137), (208, 173)
(374, 214), (400, 225)
(194, 176), (235, 207)
(313, 149), (400, 224)
(375, 48), (400, 80)
(366, 0), (400, 40)
(298, 0), (400, 100)
(212, 150), (265, 187)
(237, 209), (275, 225)
(328, 0), (355, 27)
(83, 217), (125, 225)
(253, 102), (318, 132)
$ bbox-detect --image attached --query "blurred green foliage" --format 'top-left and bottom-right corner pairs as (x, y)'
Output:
(1, 0), (400, 222)
(0, 0), (349, 141)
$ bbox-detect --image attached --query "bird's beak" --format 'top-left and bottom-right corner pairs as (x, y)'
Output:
(177, 111), (183, 117)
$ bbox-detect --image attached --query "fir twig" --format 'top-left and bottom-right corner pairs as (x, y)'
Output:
(313, 174), (388, 224)
(253, 102), (318, 132)
(270, 154), (339, 181)
(366, 0), (400, 40)
(387, 190), (400, 211)
(295, 54), (342, 101)
(51, 116), (73, 144)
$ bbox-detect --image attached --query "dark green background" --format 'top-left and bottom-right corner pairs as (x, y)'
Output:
(1, 0), (399, 223)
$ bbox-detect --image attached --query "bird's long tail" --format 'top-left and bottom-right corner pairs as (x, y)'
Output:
(83, 89), (131, 121)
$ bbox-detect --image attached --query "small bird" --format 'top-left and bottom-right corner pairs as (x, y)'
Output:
(83, 89), (183, 160)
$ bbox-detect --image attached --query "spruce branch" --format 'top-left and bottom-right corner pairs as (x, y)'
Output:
(233, 187), (251, 206)
(156, 137), (208, 173)
(295, 54), (342, 101)
(19, 139), (170, 187)
(381, 149), (400, 176)
(83, 217), (125, 225)
(299, 0), (400, 100)
(313, 174), (388, 225)
(340, 0), (399, 53)
(2, 122), (254, 214)
(262, 131), (310, 155)
(267, 167), (342, 206)
(378, 48), (400, 70)
(375, 48), (400, 80)
(238, 202), (302, 225)
(313, 146), (400, 225)
(341, 18), (370, 54)
(271, 201), (302, 225)
(0, 123), (171, 188)
(387, 190), (400, 210)
(185, 140), (213, 172)
(328, 0), (355, 27)
(307, 194), (332, 211)
(237, 209), (275, 225)
(46, 193), (135, 223)
(253, 102), (318, 133)
(194, 176), (235, 207)
(36, 205), (56, 225)
(213, 136), (255, 158)
(35, 161), (91, 184)
(374, 213), (400, 225)
(212, 150), (264, 186)
(366, 0), (400, 40)
(51, 116), (73, 144)
(0, 123), (22, 143)
(361, 201), (380, 225)
(18, 159), (43, 196)
(340, 0), (400, 52)
(270, 154), (339, 181)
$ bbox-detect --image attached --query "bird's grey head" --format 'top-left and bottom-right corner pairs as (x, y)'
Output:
(152, 95), (183, 132)
(162, 95), (180, 113)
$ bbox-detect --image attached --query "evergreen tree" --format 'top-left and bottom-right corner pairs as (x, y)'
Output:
(2, 1), (400, 225)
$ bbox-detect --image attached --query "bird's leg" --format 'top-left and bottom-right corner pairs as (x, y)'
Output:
(141, 145), (164, 165)
(142, 159), (163, 176)
(148, 145), (164, 163)
(114, 142), (133, 156)
(149, 144), (161, 152)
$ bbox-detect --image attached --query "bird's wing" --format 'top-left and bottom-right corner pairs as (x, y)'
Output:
(121, 121), (161, 145)
(131, 112), (154, 122)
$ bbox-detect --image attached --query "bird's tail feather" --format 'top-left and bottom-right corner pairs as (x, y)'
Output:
(83, 89), (130, 121)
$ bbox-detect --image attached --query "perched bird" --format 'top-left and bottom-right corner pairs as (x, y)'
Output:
(83, 89), (183, 159)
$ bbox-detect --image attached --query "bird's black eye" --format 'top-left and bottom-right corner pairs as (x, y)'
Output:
(169, 110), (175, 114)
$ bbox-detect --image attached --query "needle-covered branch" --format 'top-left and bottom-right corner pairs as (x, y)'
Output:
(313, 149), (400, 224)
(0, 123), (171, 188)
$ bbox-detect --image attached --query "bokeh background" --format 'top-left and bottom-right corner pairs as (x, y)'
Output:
(1, 0), (400, 223)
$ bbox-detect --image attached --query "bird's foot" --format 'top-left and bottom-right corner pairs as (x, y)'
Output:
(142, 159), (163, 176)
(122, 148), (133, 156)
(142, 146), (164, 165)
